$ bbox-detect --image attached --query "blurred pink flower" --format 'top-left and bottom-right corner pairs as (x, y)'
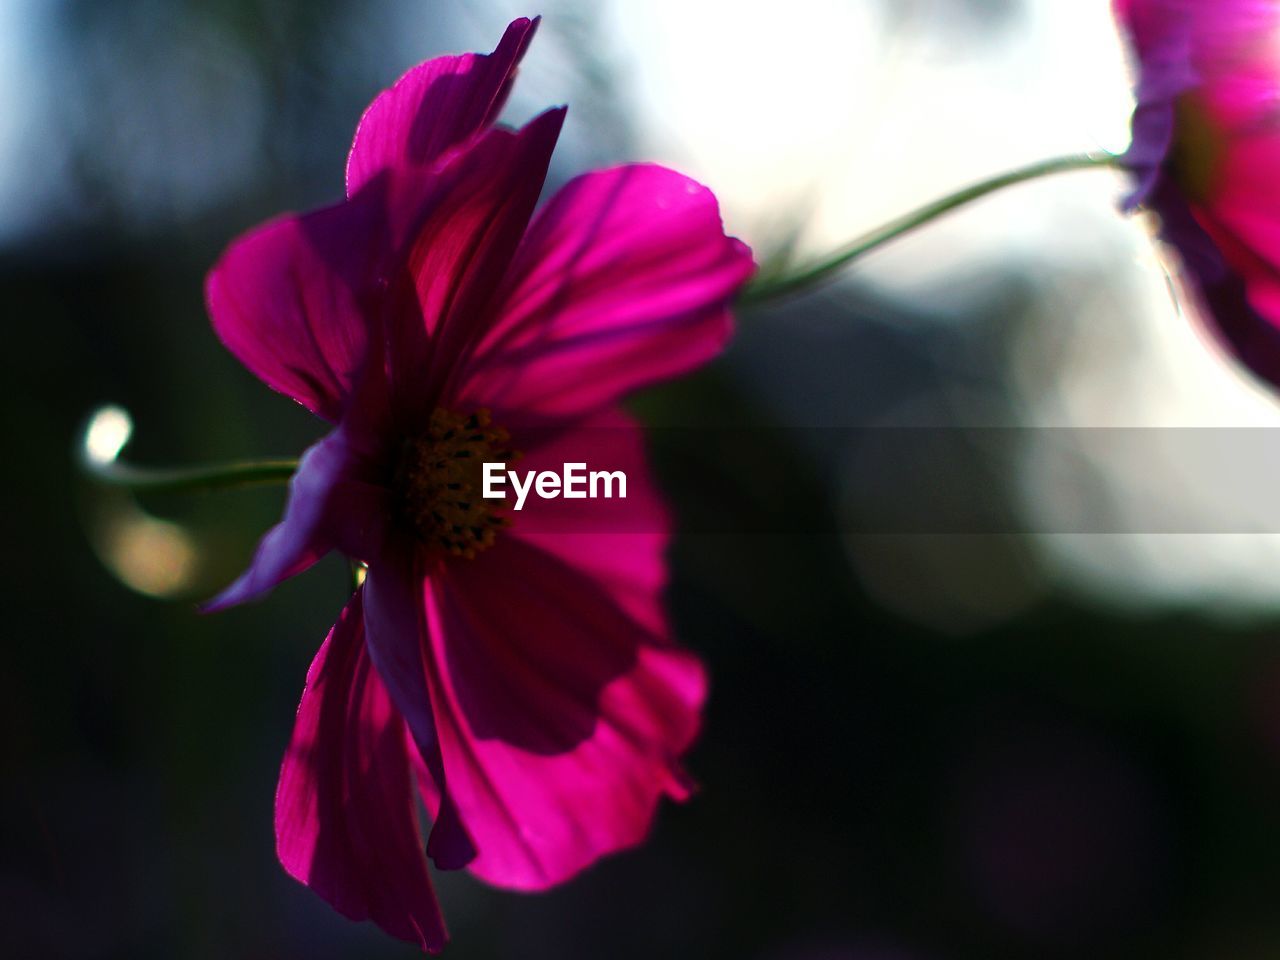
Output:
(1115, 0), (1280, 385)
(204, 17), (753, 951)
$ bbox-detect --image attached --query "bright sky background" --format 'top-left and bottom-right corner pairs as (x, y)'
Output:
(0, 0), (43, 239)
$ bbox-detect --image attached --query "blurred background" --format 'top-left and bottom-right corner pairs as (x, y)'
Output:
(10, 0), (1280, 956)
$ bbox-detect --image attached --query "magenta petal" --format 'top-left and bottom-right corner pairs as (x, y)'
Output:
(382, 108), (566, 423)
(1191, 123), (1280, 313)
(507, 408), (671, 636)
(362, 537), (438, 764)
(1152, 176), (1280, 386)
(1115, 0), (1280, 389)
(346, 17), (539, 195)
(204, 425), (390, 612)
(363, 536), (477, 870)
(454, 163), (755, 425)
(409, 739), (479, 872)
(421, 536), (706, 890)
(206, 184), (392, 421)
(275, 590), (446, 952)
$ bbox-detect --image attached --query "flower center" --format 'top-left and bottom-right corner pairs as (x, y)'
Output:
(392, 408), (515, 558)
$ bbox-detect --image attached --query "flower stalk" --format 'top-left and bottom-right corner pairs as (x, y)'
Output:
(77, 405), (297, 493)
(80, 456), (299, 493)
(740, 151), (1125, 306)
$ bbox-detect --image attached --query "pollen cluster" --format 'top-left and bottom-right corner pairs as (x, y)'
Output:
(393, 408), (516, 558)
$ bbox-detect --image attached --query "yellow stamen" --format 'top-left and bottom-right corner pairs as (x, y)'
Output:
(392, 408), (517, 559)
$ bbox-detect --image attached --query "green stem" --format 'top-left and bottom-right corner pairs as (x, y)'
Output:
(80, 455), (298, 493)
(77, 406), (298, 493)
(740, 151), (1125, 306)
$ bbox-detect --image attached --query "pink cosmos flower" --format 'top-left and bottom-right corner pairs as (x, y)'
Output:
(203, 17), (754, 952)
(1114, 0), (1280, 385)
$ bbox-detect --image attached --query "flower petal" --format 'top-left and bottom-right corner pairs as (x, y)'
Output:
(382, 108), (566, 426)
(346, 17), (539, 195)
(1151, 170), (1280, 386)
(363, 535), (477, 871)
(206, 183), (391, 421)
(421, 535), (706, 890)
(1115, 0), (1280, 387)
(204, 424), (391, 612)
(505, 408), (671, 637)
(275, 589), (447, 952)
(1114, 0), (1193, 177)
(453, 163), (755, 425)
(363, 537), (438, 764)
(209, 100), (563, 426)
(1116, 0), (1277, 207)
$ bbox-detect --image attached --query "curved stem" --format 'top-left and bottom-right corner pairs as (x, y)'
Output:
(76, 405), (298, 493)
(80, 456), (298, 493)
(740, 151), (1125, 306)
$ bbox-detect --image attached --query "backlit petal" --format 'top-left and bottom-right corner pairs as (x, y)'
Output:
(454, 163), (754, 425)
(504, 408), (671, 637)
(421, 536), (705, 890)
(275, 590), (446, 952)
(1151, 169), (1280, 386)
(346, 17), (538, 195)
(363, 535), (477, 870)
(380, 108), (566, 427)
(1115, 0), (1280, 387)
(206, 184), (389, 421)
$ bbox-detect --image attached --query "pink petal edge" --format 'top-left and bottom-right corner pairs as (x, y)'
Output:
(346, 17), (539, 196)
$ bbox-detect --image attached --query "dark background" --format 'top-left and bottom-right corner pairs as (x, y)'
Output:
(8, 1), (1280, 957)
